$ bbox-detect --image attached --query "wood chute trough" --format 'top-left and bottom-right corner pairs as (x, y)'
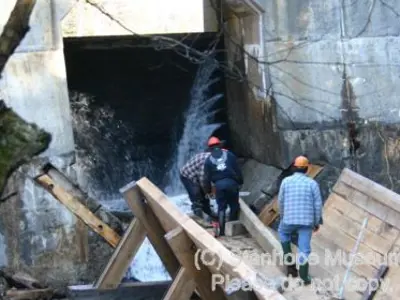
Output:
(34, 165), (400, 300)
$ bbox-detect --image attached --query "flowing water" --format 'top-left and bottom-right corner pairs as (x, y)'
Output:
(70, 58), (223, 281)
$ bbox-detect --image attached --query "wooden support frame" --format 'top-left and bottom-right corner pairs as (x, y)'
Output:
(35, 174), (121, 247)
(164, 227), (226, 299)
(132, 177), (287, 300)
(120, 182), (180, 277)
(162, 267), (195, 300)
(94, 219), (147, 289)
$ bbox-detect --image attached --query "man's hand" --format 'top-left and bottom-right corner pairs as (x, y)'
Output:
(313, 225), (320, 233)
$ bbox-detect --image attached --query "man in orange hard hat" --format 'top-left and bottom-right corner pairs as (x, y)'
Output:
(278, 155), (322, 285)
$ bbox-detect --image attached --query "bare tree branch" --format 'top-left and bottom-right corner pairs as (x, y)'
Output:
(0, 0), (36, 77)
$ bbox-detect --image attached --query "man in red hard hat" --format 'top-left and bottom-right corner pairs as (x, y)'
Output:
(203, 137), (243, 236)
(179, 136), (223, 218)
(278, 155), (322, 285)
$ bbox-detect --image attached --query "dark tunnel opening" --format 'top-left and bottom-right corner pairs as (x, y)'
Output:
(63, 33), (229, 199)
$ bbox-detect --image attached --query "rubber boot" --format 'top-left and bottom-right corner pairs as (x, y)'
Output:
(218, 210), (226, 236)
(299, 262), (311, 285)
(281, 241), (298, 278)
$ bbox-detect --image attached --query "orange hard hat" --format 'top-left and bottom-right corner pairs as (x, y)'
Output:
(293, 156), (309, 168)
(208, 136), (221, 147)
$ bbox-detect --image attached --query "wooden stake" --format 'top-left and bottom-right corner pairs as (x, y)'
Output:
(35, 174), (120, 247)
(163, 267), (195, 300)
(95, 219), (147, 289)
(120, 182), (180, 278)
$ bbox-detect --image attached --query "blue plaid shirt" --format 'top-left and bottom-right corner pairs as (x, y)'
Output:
(278, 172), (323, 227)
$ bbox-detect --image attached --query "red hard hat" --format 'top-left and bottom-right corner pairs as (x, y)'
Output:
(208, 136), (221, 147)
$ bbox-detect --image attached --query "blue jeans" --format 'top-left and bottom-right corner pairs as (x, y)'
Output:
(278, 223), (313, 265)
(215, 178), (239, 220)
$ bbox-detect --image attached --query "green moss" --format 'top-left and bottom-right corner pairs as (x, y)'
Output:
(0, 101), (51, 195)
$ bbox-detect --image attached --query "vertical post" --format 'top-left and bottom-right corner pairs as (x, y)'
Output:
(164, 227), (226, 300)
(120, 182), (180, 278)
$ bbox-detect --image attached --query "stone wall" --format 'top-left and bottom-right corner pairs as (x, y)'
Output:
(223, 8), (283, 168)
(228, 0), (400, 195)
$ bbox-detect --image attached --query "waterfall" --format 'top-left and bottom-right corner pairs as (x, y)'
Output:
(164, 58), (223, 196)
(129, 59), (223, 281)
(70, 58), (223, 281)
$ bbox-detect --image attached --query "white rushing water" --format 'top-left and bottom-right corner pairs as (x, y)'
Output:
(128, 59), (223, 281)
(71, 58), (223, 281)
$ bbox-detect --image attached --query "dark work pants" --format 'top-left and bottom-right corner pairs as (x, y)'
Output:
(215, 178), (240, 221)
(180, 174), (209, 214)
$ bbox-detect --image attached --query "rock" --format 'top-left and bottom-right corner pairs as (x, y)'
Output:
(240, 159), (281, 209)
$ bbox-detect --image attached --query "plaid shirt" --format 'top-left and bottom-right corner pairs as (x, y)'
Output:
(180, 152), (210, 186)
(278, 172), (322, 227)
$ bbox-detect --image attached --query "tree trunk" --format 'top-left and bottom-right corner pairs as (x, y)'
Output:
(0, 0), (37, 76)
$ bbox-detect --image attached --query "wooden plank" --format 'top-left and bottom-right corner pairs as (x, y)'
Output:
(311, 236), (370, 297)
(164, 227), (225, 300)
(239, 198), (282, 256)
(163, 267), (196, 300)
(328, 193), (399, 241)
(94, 219), (147, 289)
(361, 265), (389, 300)
(35, 174), (120, 247)
(258, 164), (324, 226)
(336, 168), (400, 213)
(323, 206), (395, 255)
(316, 223), (380, 277)
(334, 182), (400, 230)
(120, 182), (180, 278)
(134, 177), (287, 300)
